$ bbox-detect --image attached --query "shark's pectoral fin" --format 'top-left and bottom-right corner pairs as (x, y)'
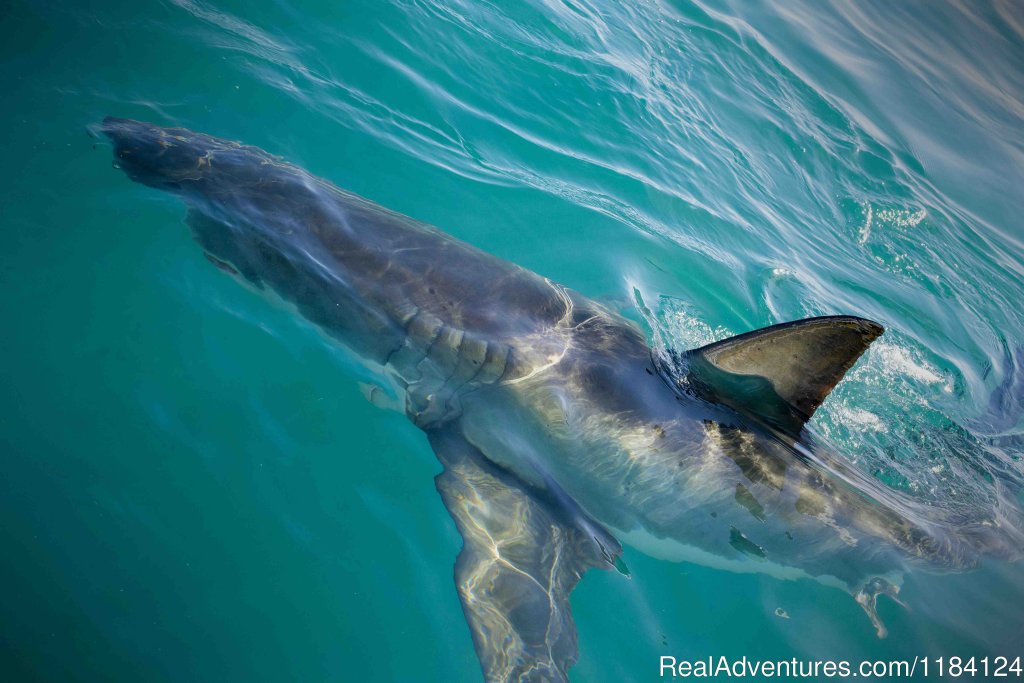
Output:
(186, 209), (264, 287)
(429, 428), (621, 683)
(686, 315), (883, 433)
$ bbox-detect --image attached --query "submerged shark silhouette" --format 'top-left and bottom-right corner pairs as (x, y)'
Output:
(101, 118), (1013, 682)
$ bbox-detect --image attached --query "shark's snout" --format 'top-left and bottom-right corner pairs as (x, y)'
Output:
(102, 116), (207, 191)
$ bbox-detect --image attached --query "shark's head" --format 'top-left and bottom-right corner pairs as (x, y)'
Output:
(100, 117), (333, 292)
(100, 117), (219, 193)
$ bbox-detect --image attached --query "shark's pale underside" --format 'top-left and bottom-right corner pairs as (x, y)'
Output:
(101, 118), (1018, 683)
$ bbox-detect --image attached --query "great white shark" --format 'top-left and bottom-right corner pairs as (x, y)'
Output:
(101, 118), (1018, 682)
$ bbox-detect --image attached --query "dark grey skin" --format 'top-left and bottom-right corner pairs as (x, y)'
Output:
(102, 118), (1015, 683)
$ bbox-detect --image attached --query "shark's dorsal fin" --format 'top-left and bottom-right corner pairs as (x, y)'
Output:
(428, 428), (621, 683)
(687, 316), (883, 432)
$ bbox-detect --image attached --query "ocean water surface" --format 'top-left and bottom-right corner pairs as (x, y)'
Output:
(2, 0), (1024, 680)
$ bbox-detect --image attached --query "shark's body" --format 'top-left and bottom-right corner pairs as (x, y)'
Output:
(103, 118), (1008, 682)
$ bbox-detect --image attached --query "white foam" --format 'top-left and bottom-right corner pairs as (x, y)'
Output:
(875, 343), (946, 387)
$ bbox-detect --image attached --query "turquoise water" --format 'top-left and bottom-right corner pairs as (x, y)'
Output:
(3, 0), (1024, 680)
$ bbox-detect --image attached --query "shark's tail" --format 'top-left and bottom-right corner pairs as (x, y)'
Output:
(954, 342), (1024, 560)
(960, 498), (1024, 563)
(978, 343), (1024, 454)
